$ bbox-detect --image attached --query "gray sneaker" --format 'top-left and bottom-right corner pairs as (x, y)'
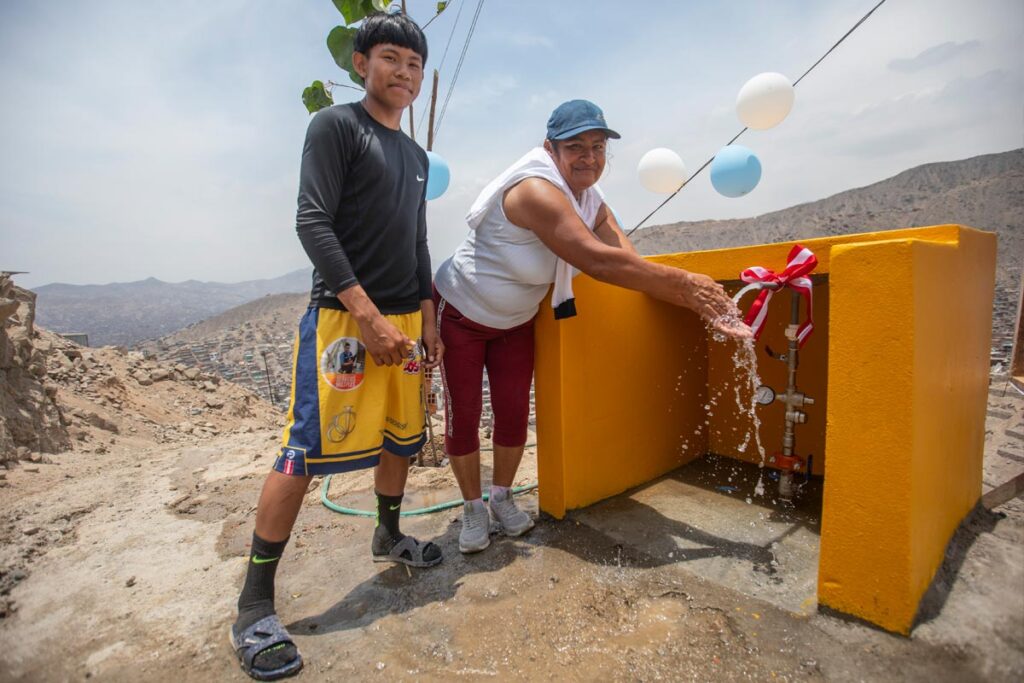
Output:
(459, 499), (491, 553)
(489, 489), (535, 537)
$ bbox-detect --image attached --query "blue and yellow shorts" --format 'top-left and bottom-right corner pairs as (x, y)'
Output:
(273, 307), (426, 476)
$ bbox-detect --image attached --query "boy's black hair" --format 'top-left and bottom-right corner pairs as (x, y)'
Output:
(353, 12), (428, 63)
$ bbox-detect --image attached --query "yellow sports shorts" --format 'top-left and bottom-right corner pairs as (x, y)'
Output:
(273, 307), (426, 476)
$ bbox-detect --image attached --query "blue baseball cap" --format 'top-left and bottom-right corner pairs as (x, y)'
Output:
(546, 99), (621, 141)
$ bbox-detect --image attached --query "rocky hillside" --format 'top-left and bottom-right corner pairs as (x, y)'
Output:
(1, 273), (70, 462)
(137, 293), (310, 411)
(1, 272), (279, 467)
(139, 292), (455, 418)
(31, 268), (312, 348)
(156, 292), (309, 345)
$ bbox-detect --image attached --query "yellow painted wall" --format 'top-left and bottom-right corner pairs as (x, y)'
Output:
(817, 238), (920, 632)
(534, 224), (995, 634)
(910, 235), (992, 606)
(818, 229), (995, 633)
(534, 289), (709, 517)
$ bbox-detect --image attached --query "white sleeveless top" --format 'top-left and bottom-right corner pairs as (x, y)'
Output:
(434, 147), (604, 330)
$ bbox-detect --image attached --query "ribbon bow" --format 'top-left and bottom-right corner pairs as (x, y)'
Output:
(739, 244), (818, 347)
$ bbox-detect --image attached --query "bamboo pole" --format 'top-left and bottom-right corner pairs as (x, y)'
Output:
(427, 69), (439, 150)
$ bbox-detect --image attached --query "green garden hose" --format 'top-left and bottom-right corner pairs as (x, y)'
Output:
(320, 477), (538, 517)
(320, 441), (539, 517)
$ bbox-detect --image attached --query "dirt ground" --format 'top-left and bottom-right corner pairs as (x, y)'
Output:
(1, 383), (1022, 682)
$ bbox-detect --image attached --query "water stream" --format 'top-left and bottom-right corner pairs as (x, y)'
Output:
(703, 315), (769, 500)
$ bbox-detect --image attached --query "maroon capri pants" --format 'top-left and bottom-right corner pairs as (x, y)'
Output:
(434, 289), (535, 456)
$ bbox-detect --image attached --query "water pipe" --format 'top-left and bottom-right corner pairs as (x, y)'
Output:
(733, 282), (815, 502)
(732, 280), (779, 306)
(770, 289), (815, 500)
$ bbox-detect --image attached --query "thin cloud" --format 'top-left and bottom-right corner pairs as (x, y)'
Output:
(503, 31), (554, 49)
(888, 40), (981, 72)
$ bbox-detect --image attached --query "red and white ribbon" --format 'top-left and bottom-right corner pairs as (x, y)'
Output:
(740, 245), (818, 347)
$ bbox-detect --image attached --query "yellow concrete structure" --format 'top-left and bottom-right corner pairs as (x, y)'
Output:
(534, 224), (995, 634)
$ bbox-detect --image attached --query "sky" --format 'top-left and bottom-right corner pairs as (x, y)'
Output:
(1, 0), (1021, 289)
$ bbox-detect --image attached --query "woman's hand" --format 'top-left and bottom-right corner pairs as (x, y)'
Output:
(678, 271), (753, 341)
(421, 322), (444, 369)
(419, 299), (444, 369)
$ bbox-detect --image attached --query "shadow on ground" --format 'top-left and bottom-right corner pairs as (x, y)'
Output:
(290, 455), (827, 636)
(915, 503), (1005, 627)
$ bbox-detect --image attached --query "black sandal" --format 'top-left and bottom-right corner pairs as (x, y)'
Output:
(372, 535), (443, 567)
(229, 614), (303, 681)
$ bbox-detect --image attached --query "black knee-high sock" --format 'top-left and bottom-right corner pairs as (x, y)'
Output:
(236, 533), (288, 632)
(373, 491), (405, 551)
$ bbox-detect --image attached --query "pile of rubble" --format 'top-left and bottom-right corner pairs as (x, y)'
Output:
(1, 273), (280, 467)
(0, 274), (70, 463)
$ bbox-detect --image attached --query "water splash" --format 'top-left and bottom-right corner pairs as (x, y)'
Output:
(729, 336), (769, 497)
(676, 320), (768, 499)
(709, 312), (748, 343)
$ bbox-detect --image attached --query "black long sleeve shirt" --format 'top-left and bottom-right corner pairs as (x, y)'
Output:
(296, 102), (432, 314)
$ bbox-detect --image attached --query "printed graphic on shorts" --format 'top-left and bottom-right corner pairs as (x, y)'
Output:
(401, 339), (424, 375)
(326, 406), (357, 443)
(321, 337), (366, 391)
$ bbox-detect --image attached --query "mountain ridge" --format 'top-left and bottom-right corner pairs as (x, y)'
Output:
(32, 268), (312, 347)
(631, 148), (1022, 297)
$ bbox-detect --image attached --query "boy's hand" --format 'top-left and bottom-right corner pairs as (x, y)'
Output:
(360, 315), (413, 366)
(338, 284), (412, 366)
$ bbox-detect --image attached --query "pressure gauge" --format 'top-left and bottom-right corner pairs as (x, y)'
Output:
(754, 385), (775, 406)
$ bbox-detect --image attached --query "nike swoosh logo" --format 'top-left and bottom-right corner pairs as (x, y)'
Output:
(416, 175), (424, 182)
(388, 504), (401, 511)
(252, 555), (280, 564)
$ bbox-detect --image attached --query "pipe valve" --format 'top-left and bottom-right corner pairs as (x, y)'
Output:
(784, 391), (814, 407)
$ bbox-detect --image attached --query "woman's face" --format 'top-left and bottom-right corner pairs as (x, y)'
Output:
(546, 130), (608, 197)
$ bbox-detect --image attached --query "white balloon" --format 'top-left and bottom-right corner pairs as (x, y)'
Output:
(736, 72), (795, 130)
(637, 148), (687, 194)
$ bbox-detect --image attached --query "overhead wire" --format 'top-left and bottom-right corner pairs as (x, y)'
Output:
(625, 0), (889, 237)
(431, 0), (484, 144)
(417, 0), (466, 134)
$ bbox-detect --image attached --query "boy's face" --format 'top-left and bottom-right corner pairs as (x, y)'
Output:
(353, 43), (424, 111)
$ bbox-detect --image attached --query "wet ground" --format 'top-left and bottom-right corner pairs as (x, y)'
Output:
(578, 455), (823, 615)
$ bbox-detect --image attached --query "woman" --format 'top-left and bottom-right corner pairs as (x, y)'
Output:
(434, 99), (749, 553)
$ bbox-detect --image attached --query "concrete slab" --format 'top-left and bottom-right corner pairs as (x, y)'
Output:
(573, 454), (823, 615)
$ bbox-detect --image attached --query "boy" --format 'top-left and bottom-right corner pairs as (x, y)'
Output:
(229, 13), (441, 680)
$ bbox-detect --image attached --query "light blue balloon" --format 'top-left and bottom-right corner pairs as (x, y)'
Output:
(710, 145), (762, 198)
(425, 151), (450, 201)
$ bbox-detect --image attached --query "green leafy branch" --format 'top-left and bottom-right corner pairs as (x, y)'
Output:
(302, 1), (449, 115)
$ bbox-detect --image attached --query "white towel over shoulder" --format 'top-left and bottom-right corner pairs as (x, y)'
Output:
(466, 147), (605, 319)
